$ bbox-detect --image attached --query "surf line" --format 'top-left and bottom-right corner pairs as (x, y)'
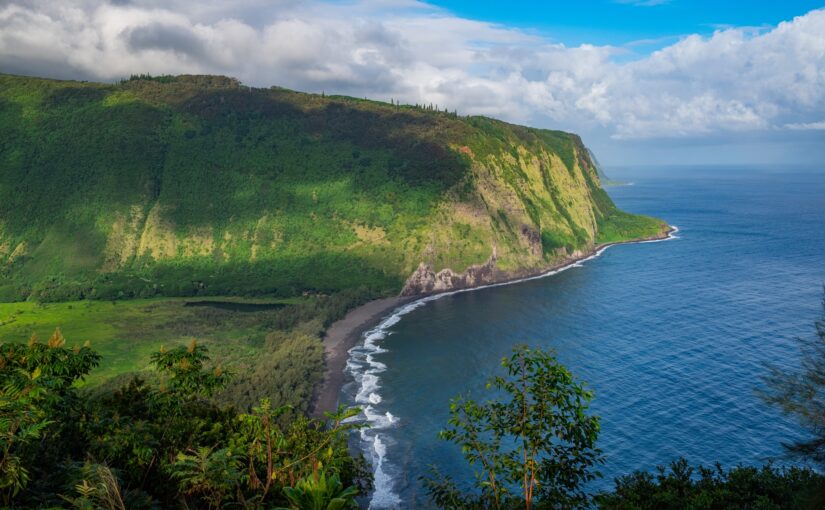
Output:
(346, 226), (679, 509)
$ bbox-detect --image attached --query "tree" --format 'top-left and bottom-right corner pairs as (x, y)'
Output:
(150, 339), (230, 398)
(0, 329), (100, 505)
(233, 399), (369, 508)
(0, 369), (50, 503)
(280, 471), (359, 510)
(169, 446), (243, 509)
(762, 292), (825, 466)
(62, 463), (127, 510)
(424, 345), (603, 510)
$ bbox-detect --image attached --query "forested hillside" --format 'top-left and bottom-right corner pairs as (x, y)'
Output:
(0, 74), (665, 302)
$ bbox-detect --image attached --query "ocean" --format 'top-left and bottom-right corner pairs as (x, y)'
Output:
(343, 165), (825, 508)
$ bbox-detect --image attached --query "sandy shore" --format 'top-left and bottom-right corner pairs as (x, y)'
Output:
(310, 226), (675, 416)
(310, 296), (415, 417)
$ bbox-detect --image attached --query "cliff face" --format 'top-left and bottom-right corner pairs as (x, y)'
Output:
(401, 254), (499, 296)
(0, 74), (665, 302)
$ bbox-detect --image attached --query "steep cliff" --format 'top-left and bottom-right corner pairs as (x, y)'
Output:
(0, 74), (667, 302)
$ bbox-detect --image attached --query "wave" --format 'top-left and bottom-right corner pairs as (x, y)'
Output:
(346, 299), (433, 509)
(367, 434), (402, 509)
(637, 225), (680, 243)
(345, 226), (679, 509)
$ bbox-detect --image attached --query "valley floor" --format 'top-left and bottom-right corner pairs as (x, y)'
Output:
(0, 294), (330, 412)
(0, 297), (291, 384)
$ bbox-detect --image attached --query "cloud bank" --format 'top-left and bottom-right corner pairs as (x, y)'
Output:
(1, 0), (824, 145)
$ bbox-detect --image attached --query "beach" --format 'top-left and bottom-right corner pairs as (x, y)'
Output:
(311, 296), (415, 416)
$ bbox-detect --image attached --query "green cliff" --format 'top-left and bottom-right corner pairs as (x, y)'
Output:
(0, 74), (666, 302)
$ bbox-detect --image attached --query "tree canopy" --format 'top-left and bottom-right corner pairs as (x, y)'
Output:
(424, 345), (603, 510)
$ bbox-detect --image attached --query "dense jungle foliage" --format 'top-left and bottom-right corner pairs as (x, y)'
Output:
(0, 331), (370, 509)
(596, 459), (823, 509)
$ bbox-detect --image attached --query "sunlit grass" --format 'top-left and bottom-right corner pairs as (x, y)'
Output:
(0, 297), (298, 386)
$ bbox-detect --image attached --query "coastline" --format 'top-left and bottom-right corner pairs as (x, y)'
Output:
(310, 225), (676, 416)
(310, 296), (417, 417)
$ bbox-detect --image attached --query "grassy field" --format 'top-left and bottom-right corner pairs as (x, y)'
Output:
(596, 210), (669, 244)
(0, 297), (294, 384)
(0, 289), (376, 412)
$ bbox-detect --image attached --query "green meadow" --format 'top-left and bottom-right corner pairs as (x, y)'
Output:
(0, 297), (288, 383)
(0, 289), (373, 411)
(596, 210), (668, 244)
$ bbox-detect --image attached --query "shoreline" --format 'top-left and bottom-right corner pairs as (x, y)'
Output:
(310, 225), (676, 416)
(310, 296), (417, 417)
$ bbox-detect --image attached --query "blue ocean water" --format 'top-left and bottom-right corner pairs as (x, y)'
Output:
(343, 166), (825, 508)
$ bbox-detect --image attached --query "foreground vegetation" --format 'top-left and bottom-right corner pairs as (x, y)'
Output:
(0, 332), (369, 508)
(596, 460), (823, 509)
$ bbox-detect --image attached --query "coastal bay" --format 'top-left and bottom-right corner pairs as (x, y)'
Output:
(343, 166), (825, 508)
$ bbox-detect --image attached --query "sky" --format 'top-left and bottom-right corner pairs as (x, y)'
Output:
(1, 0), (824, 166)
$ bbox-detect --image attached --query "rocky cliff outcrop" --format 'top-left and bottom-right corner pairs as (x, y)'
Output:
(401, 248), (501, 296)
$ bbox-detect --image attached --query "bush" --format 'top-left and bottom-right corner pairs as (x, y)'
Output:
(596, 458), (825, 509)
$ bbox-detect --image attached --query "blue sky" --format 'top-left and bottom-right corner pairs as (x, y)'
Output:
(1, 0), (824, 165)
(428, 1), (825, 48)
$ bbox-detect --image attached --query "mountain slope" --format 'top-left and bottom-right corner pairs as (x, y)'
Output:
(587, 148), (626, 186)
(0, 74), (667, 302)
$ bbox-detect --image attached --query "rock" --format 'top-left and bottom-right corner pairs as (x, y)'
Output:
(520, 224), (542, 257)
(400, 250), (500, 296)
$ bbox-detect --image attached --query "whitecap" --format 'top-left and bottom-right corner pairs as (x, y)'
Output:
(368, 435), (402, 510)
(363, 405), (399, 429)
(356, 374), (380, 404)
(365, 354), (387, 371)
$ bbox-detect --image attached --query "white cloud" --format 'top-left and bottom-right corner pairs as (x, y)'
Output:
(0, 1), (823, 143)
(784, 121), (825, 130)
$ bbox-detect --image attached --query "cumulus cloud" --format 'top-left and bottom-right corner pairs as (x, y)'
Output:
(0, 0), (824, 143)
